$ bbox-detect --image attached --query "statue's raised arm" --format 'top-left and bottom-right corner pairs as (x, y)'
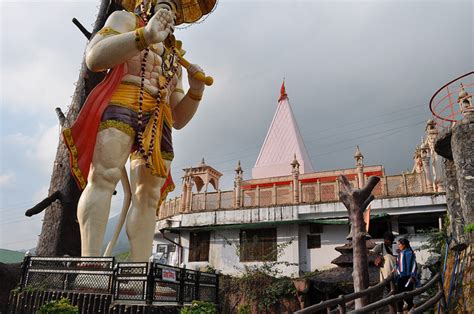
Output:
(86, 5), (174, 72)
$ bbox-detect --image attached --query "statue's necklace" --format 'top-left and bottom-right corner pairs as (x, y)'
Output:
(136, 6), (179, 170)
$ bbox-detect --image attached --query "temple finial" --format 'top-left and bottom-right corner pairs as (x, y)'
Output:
(354, 145), (363, 158)
(235, 160), (242, 172)
(279, 79), (288, 102)
(291, 153), (299, 168)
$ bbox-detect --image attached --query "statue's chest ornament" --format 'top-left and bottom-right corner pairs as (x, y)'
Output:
(136, 36), (179, 170)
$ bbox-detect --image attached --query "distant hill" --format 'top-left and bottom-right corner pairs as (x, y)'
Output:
(0, 249), (26, 263)
(103, 213), (129, 255)
(16, 214), (129, 257)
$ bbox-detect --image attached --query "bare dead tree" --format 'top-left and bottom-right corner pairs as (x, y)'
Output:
(33, 0), (115, 256)
(338, 175), (380, 309)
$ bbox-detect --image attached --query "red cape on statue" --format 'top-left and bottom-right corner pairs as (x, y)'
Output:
(63, 64), (174, 207)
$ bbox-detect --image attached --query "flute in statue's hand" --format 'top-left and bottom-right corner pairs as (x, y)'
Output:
(167, 36), (213, 86)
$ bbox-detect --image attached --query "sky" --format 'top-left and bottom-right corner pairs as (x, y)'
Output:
(0, 0), (472, 251)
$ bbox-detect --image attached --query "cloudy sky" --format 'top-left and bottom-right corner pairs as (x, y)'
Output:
(0, 0), (472, 251)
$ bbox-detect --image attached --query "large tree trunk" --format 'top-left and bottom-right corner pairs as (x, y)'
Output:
(339, 175), (380, 309)
(35, 0), (111, 256)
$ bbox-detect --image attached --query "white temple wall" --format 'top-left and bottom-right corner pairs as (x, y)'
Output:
(153, 225), (438, 276)
(303, 224), (349, 271)
(182, 225), (300, 277)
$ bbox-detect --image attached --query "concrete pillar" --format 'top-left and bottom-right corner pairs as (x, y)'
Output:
(181, 170), (189, 212)
(291, 154), (300, 203)
(186, 181), (193, 212)
(382, 176), (389, 196)
(316, 181), (321, 202)
(354, 146), (365, 188)
(402, 173), (408, 195)
(256, 185), (260, 207)
(180, 188), (187, 212)
(234, 161), (243, 208)
(273, 184), (277, 205)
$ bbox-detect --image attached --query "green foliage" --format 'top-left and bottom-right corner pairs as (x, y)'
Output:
(419, 216), (449, 256)
(180, 301), (217, 314)
(222, 234), (297, 277)
(465, 223), (474, 233)
(237, 303), (251, 314)
(221, 235), (298, 310)
(114, 251), (130, 262)
(10, 286), (21, 293)
(205, 264), (217, 273)
(231, 269), (297, 311)
(37, 297), (78, 314)
(24, 284), (46, 293)
(300, 269), (320, 279)
(418, 227), (447, 255)
(12, 285), (46, 294)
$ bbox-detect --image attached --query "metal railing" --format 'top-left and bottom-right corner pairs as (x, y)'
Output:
(18, 256), (218, 306)
(20, 256), (115, 294)
(296, 273), (446, 314)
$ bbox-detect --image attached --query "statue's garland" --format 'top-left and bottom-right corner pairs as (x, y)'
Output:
(136, 0), (179, 169)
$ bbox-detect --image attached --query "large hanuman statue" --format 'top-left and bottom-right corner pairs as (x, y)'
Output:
(63, 0), (215, 262)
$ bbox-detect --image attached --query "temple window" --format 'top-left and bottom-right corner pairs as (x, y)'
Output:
(307, 224), (323, 249)
(240, 228), (277, 262)
(189, 231), (210, 262)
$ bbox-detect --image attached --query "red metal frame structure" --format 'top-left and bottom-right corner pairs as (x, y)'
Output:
(429, 71), (474, 129)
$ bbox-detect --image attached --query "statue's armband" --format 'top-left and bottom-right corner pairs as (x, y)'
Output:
(98, 27), (122, 37)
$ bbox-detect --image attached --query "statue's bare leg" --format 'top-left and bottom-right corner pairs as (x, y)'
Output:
(126, 159), (171, 262)
(77, 128), (133, 256)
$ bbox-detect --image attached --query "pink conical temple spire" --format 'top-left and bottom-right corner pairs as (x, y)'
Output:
(252, 81), (314, 179)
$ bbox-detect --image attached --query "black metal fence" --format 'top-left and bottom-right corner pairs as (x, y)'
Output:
(18, 256), (218, 306)
(20, 256), (115, 294)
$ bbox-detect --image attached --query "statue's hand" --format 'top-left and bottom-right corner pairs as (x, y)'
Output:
(144, 8), (174, 44)
(187, 64), (206, 92)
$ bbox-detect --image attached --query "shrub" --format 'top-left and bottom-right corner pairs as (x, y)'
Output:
(37, 297), (78, 314)
(237, 303), (251, 314)
(232, 269), (297, 311)
(465, 223), (474, 233)
(180, 300), (217, 314)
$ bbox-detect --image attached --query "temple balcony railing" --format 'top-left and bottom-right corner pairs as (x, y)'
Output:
(157, 172), (443, 220)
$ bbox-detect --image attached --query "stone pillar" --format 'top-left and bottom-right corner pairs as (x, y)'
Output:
(420, 144), (434, 192)
(434, 84), (473, 251)
(291, 154), (300, 203)
(234, 161), (243, 208)
(443, 158), (466, 250)
(354, 146), (365, 188)
(451, 113), (474, 226)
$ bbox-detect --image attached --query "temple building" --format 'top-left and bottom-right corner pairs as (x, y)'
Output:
(153, 83), (447, 276)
